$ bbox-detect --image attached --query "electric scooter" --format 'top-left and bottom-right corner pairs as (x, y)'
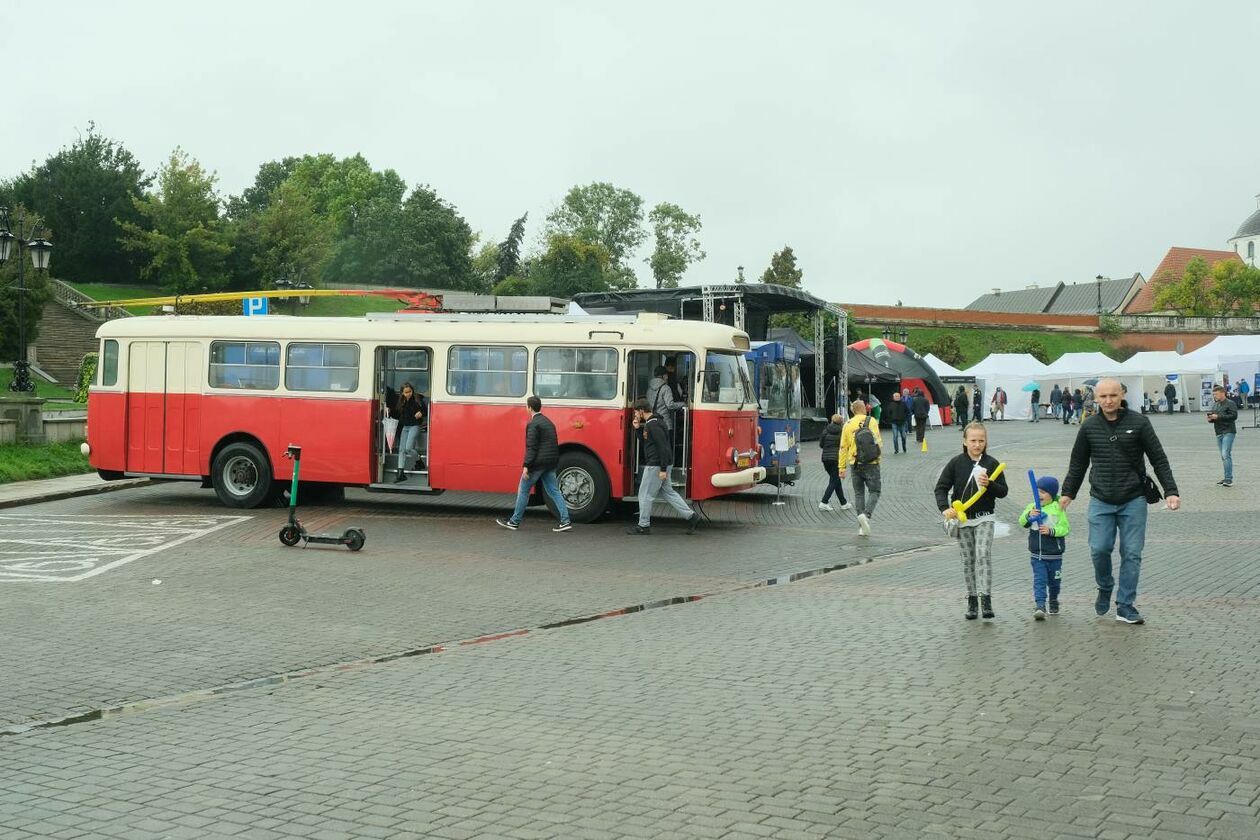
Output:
(278, 444), (366, 551)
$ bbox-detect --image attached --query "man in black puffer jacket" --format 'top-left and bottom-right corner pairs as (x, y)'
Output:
(496, 396), (571, 532)
(884, 392), (909, 453)
(818, 414), (851, 512)
(1060, 379), (1180, 625)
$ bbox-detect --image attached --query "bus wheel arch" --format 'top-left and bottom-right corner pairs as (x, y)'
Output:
(209, 434), (275, 509)
(550, 446), (611, 524)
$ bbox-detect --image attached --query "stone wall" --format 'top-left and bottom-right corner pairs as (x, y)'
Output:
(31, 299), (99, 386)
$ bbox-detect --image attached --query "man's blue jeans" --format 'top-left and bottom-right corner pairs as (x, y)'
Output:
(1217, 432), (1236, 481)
(508, 468), (570, 526)
(1087, 496), (1148, 608)
(892, 422), (908, 453)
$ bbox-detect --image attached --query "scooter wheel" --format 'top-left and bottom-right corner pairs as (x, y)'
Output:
(344, 529), (366, 552)
(278, 525), (303, 547)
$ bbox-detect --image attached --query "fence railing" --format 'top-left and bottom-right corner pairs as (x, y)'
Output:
(48, 279), (133, 322)
(1115, 314), (1260, 333)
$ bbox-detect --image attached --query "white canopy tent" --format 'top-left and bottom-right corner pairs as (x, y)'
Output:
(1039, 352), (1126, 415)
(1117, 351), (1217, 413)
(923, 353), (966, 377)
(1180, 336), (1260, 410)
(963, 353), (1049, 420)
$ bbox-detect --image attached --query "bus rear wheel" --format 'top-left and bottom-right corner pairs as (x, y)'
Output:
(212, 442), (274, 509)
(550, 451), (609, 524)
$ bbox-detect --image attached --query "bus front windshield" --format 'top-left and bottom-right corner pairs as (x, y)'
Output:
(760, 362), (788, 419)
(702, 352), (754, 405)
(788, 363), (802, 420)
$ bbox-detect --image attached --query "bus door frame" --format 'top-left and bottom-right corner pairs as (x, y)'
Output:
(372, 345), (433, 490)
(625, 349), (695, 496)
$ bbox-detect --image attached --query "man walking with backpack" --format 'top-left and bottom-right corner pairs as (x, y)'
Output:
(839, 400), (883, 536)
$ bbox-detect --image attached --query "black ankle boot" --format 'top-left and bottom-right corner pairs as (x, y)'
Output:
(965, 596), (978, 620)
(981, 595), (995, 619)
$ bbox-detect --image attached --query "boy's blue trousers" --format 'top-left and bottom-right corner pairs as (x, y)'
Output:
(1031, 556), (1062, 606)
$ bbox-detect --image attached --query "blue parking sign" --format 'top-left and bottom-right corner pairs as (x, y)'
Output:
(243, 297), (269, 316)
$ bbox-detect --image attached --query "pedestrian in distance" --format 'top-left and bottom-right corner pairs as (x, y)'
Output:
(1029, 387), (1041, 423)
(936, 422), (1009, 620)
(626, 398), (700, 535)
(818, 413), (853, 512)
(1060, 378), (1180, 625)
(1061, 390), (1074, 425)
(1207, 384), (1238, 487)
(1238, 377), (1251, 408)
(953, 386), (969, 428)
(1019, 475), (1070, 620)
(972, 386), (983, 424)
(1164, 381), (1177, 415)
(912, 388), (930, 447)
(496, 396), (572, 532)
(884, 391), (909, 453)
(1050, 384), (1062, 420)
(839, 399), (882, 536)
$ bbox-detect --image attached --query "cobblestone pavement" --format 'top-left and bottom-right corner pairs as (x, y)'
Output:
(1, 415), (1257, 838)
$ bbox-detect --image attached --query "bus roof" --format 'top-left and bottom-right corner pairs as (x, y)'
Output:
(96, 311), (752, 351)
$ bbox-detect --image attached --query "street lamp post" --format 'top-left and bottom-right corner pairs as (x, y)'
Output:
(0, 207), (53, 393)
(1095, 274), (1108, 316)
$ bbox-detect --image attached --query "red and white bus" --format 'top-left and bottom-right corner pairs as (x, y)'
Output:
(84, 312), (766, 522)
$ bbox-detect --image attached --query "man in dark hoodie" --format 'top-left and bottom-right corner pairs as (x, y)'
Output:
(884, 391), (909, 454)
(1060, 379), (1180, 625)
(818, 413), (852, 511)
(912, 388), (930, 447)
(627, 398), (700, 535)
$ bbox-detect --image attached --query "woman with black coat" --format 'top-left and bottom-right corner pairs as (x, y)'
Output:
(934, 421), (1009, 620)
(818, 414), (851, 511)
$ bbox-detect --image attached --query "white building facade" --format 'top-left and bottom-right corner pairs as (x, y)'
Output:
(1228, 193), (1260, 267)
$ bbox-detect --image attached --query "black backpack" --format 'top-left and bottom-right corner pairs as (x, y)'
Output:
(854, 417), (880, 465)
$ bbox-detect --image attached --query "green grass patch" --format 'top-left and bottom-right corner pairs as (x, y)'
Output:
(0, 441), (92, 484)
(0, 369), (80, 403)
(67, 282), (162, 315)
(851, 326), (1113, 368)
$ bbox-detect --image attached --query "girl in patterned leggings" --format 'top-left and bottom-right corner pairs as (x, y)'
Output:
(935, 422), (1009, 620)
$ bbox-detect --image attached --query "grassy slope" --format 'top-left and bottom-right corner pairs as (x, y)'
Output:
(0, 441), (91, 483)
(0, 369), (81, 410)
(851, 326), (1112, 367)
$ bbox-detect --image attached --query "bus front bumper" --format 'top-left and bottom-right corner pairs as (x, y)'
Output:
(711, 466), (766, 488)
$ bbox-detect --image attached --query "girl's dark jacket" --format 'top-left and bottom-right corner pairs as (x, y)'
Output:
(934, 450), (1009, 518)
(819, 421), (842, 465)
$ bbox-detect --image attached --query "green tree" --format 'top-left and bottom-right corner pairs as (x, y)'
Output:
(545, 182), (645, 280)
(989, 335), (1050, 364)
(472, 239), (500, 292)
(921, 334), (965, 367)
(391, 185), (477, 290)
(4, 123), (151, 284)
(251, 179), (334, 289)
(496, 213), (528, 284)
(647, 202), (705, 288)
(118, 149), (232, 293)
(760, 246), (804, 287)
(525, 234), (615, 299)
(1208, 259), (1260, 315)
(0, 206), (53, 359)
(1152, 256), (1214, 316)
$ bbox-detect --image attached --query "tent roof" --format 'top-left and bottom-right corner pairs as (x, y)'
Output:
(963, 353), (1050, 376)
(1043, 352), (1118, 375)
(924, 353), (966, 377)
(1119, 351), (1215, 374)
(1181, 335), (1260, 366)
(766, 326), (817, 357)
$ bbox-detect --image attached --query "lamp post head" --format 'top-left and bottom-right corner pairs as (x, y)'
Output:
(27, 237), (53, 272)
(0, 229), (14, 263)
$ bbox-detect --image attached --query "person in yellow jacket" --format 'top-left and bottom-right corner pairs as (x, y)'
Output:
(839, 400), (883, 536)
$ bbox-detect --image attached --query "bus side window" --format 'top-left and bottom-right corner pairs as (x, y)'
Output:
(286, 343), (359, 392)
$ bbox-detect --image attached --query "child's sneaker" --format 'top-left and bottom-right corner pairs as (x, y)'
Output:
(1048, 600), (1060, 615)
(1033, 604), (1046, 621)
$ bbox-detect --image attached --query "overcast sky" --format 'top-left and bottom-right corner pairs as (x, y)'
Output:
(4, 1), (1257, 306)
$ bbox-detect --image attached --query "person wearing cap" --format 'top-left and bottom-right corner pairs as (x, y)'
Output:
(1019, 475), (1071, 620)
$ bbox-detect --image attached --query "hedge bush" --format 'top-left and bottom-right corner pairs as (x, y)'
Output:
(75, 353), (98, 404)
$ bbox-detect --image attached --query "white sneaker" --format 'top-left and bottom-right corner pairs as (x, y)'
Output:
(818, 502), (834, 512)
(857, 513), (870, 536)
(839, 502), (853, 511)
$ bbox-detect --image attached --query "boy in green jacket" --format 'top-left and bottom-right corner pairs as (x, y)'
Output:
(1019, 475), (1071, 620)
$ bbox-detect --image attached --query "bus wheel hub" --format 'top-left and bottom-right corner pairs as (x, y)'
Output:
(558, 467), (594, 509)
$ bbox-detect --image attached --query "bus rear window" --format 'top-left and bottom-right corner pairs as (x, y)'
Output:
(209, 341), (280, 390)
(285, 343), (360, 392)
(534, 347), (617, 400)
(100, 340), (119, 386)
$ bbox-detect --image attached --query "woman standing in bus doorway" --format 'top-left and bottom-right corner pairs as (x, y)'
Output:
(392, 382), (426, 482)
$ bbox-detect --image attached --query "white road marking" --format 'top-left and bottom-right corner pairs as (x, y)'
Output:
(0, 514), (252, 582)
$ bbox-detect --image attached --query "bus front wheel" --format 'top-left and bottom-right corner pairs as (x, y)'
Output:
(212, 442), (274, 509)
(551, 452), (610, 524)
